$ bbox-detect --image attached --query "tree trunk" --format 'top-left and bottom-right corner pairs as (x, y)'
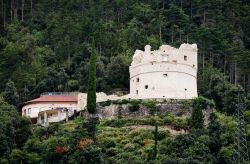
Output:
(3, 0), (5, 27)
(202, 52), (205, 75)
(30, 0), (33, 18)
(171, 26), (174, 43)
(243, 74), (246, 90)
(247, 74), (250, 92)
(190, 1), (193, 18)
(179, 30), (182, 42)
(203, 9), (206, 26)
(13, 0), (18, 20)
(234, 62), (237, 86)
(21, 0), (24, 22)
(159, 26), (162, 45)
(11, 0), (13, 22)
(224, 59), (227, 80)
(0, 0), (3, 26)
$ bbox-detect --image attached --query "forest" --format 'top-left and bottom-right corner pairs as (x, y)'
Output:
(0, 0), (250, 163)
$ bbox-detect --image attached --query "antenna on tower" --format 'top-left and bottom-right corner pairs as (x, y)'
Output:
(233, 93), (249, 164)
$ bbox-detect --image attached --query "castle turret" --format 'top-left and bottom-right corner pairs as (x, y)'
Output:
(129, 43), (198, 99)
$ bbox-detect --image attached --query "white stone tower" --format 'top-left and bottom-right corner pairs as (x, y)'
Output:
(129, 43), (198, 99)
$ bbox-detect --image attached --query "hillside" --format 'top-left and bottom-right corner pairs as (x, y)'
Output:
(0, 0), (250, 106)
(0, 0), (250, 163)
(7, 110), (237, 163)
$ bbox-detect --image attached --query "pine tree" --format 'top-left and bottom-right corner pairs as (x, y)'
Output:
(87, 39), (97, 114)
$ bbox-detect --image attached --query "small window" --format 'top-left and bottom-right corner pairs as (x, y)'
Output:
(185, 88), (187, 91)
(28, 108), (31, 114)
(136, 90), (138, 94)
(163, 73), (168, 77)
(136, 78), (139, 82)
(193, 64), (195, 67)
(24, 109), (26, 115)
(145, 85), (148, 89)
(184, 56), (187, 61)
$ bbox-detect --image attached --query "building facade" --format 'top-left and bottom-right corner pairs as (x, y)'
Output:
(129, 43), (198, 99)
(21, 92), (122, 125)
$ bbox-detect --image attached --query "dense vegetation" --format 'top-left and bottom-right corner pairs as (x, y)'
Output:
(0, 0), (250, 163)
(0, 96), (239, 163)
(0, 0), (250, 107)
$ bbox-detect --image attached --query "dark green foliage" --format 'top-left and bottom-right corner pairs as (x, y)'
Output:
(102, 119), (127, 128)
(0, 97), (32, 160)
(87, 39), (97, 114)
(129, 100), (141, 112)
(85, 117), (99, 143)
(2, 79), (19, 106)
(208, 113), (222, 162)
(143, 100), (157, 115)
(189, 97), (207, 129)
(99, 100), (111, 107)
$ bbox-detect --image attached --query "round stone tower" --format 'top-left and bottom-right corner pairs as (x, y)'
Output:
(129, 43), (198, 99)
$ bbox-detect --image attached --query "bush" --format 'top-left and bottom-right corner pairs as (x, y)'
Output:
(244, 110), (250, 124)
(103, 139), (116, 148)
(129, 100), (141, 112)
(157, 130), (169, 140)
(112, 99), (129, 105)
(99, 100), (111, 107)
(143, 100), (157, 115)
(163, 113), (175, 125)
(106, 147), (120, 156)
(124, 143), (136, 151)
(102, 119), (126, 128)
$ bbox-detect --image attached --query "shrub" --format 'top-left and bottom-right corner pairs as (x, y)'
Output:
(103, 139), (116, 148)
(99, 100), (111, 107)
(124, 143), (136, 151)
(113, 99), (129, 105)
(129, 100), (141, 112)
(143, 100), (157, 115)
(163, 113), (175, 125)
(102, 119), (126, 128)
(106, 147), (120, 156)
(157, 130), (169, 140)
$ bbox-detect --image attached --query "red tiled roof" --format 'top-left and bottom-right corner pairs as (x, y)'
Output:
(25, 95), (77, 104)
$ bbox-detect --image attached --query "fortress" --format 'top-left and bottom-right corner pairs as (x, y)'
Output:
(21, 43), (198, 125)
(129, 43), (198, 99)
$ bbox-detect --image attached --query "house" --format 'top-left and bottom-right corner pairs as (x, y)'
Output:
(21, 92), (122, 125)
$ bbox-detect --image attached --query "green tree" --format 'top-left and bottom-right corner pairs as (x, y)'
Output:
(190, 97), (206, 129)
(87, 39), (97, 114)
(208, 112), (222, 162)
(2, 79), (19, 106)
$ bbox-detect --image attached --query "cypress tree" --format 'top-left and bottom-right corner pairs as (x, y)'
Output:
(190, 97), (205, 129)
(87, 39), (97, 114)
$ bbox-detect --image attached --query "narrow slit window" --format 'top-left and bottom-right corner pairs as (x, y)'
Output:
(136, 78), (139, 82)
(136, 90), (138, 94)
(145, 85), (148, 89)
(184, 56), (187, 61)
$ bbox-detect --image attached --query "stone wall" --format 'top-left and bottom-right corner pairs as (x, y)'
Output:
(81, 101), (212, 123)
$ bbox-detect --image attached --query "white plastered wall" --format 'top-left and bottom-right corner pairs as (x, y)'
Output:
(129, 43), (198, 99)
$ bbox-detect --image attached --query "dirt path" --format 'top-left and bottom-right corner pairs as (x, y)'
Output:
(125, 125), (187, 136)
